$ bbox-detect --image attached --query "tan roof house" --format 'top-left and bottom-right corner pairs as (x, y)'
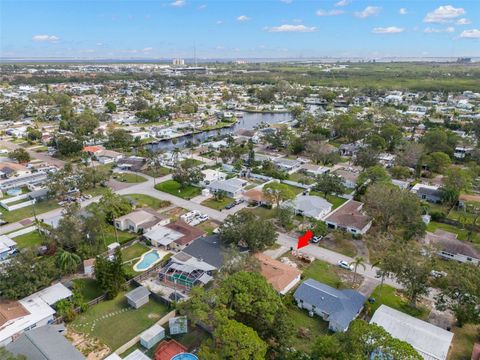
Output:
(254, 253), (301, 295)
(115, 208), (169, 233)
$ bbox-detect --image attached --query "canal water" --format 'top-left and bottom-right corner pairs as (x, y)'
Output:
(146, 111), (293, 152)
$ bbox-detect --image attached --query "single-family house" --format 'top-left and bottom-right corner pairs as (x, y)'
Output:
(199, 169), (227, 186)
(300, 163), (330, 177)
(272, 157), (302, 174)
(370, 305), (454, 360)
(424, 229), (480, 265)
(207, 178), (247, 198)
(333, 168), (360, 189)
(125, 286), (151, 309)
(6, 325), (85, 360)
(254, 253), (301, 295)
(117, 157), (145, 172)
(0, 235), (17, 260)
(282, 195), (332, 220)
(324, 200), (372, 235)
(95, 149), (123, 164)
(338, 143), (360, 157)
(243, 188), (272, 207)
(114, 208), (169, 233)
(411, 183), (442, 203)
(0, 283), (72, 346)
(293, 279), (365, 332)
(0, 163), (31, 178)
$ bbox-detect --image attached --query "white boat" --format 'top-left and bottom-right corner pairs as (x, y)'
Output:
(234, 111), (244, 118)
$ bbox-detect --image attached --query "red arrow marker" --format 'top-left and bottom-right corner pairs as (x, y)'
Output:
(297, 229), (313, 250)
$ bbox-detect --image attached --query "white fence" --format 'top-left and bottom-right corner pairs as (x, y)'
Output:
(0, 194), (36, 211)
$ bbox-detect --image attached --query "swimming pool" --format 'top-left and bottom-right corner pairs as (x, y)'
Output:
(133, 250), (162, 271)
(171, 354), (198, 360)
(6, 188), (22, 196)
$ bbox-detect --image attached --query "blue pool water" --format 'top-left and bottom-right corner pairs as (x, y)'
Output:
(6, 188), (22, 196)
(135, 251), (161, 271)
(171, 354), (198, 360)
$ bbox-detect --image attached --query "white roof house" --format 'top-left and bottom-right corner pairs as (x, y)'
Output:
(35, 283), (72, 306)
(282, 195), (332, 220)
(144, 226), (183, 247)
(370, 305), (454, 360)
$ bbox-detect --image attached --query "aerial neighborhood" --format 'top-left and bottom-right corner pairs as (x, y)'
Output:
(0, 39), (480, 360)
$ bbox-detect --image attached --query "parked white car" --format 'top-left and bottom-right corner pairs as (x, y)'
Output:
(337, 260), (353, 271)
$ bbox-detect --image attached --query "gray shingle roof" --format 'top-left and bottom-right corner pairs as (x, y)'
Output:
(182, 235), (225, 269)
(125, 286), (151, 303)
(294, 279), (365, 330)
(6, 325), (85, 360)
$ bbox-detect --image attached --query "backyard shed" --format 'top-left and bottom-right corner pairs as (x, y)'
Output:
(125, 286), (151, 309)
(140, 324), (165, 349)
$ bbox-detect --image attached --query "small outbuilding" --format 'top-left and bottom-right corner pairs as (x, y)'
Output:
(168, 316), (188, 335)
(140, 324), (165, 349)
(125, 286), (151, 309)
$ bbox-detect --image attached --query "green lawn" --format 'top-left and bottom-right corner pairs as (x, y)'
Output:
(450, 324), (479, 360)
(122, 194), (171, 210)
(70, 290), (169, 350)
(287, 305), (329, 353)
(367, 285), (429, 320)
(121, 243), (150, 262)
(141, 166), (171, 178)
(310, 191), (348, 210)
(155, 180), (201, 200)
(283, 183), (304, 196)
(302, 260), (345, 289)
(11, 230), (44, 249)
(0, 199), (60, 223)
(104, 224), (136, 246)
(112, 173), (147, 184)
(242, 206), (276, 221)
(73, 278), (104, 302)
(201, 196), (234, 210)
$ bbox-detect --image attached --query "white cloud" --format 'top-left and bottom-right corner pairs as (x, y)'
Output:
(316, 9), (344, 16)
(96, 42), (103, 46)
(460, 29), (480, 39)
(142, 47), (153, 52)
(335, 0), (351, 7)
(354, 6), (381, 19)
(237, 15), (250, 22)
(198, 4), (206, 10)
(170, 0), (185, 7)
(399, 8), (408, 15)
(456, 18), (471, 25)
(280, 0), (293, 3)
(372, 26), (404, 34)
(424, 5), (465, 23)
(32, 34), (60, 42)
(266, 24), (317, 33)
(216, 20), (224, 25)
(424, 26), (455, 33)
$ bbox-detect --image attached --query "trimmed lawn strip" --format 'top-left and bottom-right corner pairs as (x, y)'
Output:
(367, 285), (429, 320)
(201, 196), (234, 210)
(112, 173), (147, 184)
(0, 198), (60, 223)
(155, 180), (201, 200)
(302, 260), (345, 289)
(310, 191), (348, 210)
(121, 243), (150, 262)
(70, 290), (169, 350)
(12, 230), (44, 249)
(122, 194), (171, 210)
(427, 221), (480, 248)
(73, 278), (104, 302)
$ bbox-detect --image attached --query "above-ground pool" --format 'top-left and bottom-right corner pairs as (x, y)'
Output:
(133, 250), (162, 271)
(171, 354), (198, 360)
(6, 188), (22, 196)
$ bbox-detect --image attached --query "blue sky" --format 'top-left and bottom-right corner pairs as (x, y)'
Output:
(1, 0), (479, 59)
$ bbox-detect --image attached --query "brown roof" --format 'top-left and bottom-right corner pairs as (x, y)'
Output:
(324, 200), (371, 230)
(254, 253), (301, 293)
(0, 300), (29, 327)
(166, 220), (205, 246)
(425, 230), (480, 259)
(243, 188), (267, 202)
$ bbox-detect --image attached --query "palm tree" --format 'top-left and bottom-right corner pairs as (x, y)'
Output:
(352, 256), (366, 283)
(56, 250), (81, 274)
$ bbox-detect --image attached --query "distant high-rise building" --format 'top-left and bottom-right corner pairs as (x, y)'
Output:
(457, 57), (472, 64)
(172, 59), (185, 66)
